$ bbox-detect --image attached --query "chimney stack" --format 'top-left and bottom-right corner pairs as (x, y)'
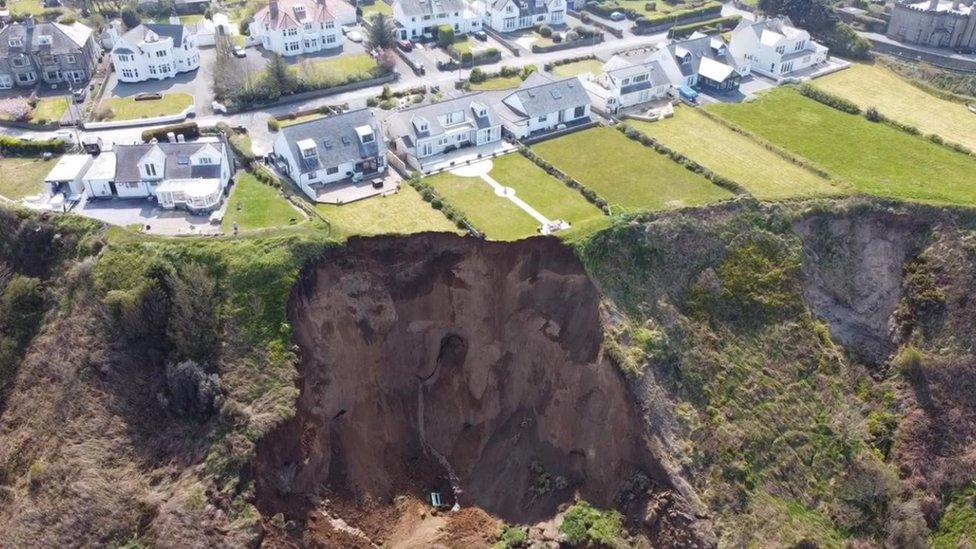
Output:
(927, 0), (939, 10)
(269, 0), (279, 20)
(950, 0), (960, 10)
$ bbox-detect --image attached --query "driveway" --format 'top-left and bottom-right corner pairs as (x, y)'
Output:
(106, 46), (218, 115)
(74, 193), (225, 235)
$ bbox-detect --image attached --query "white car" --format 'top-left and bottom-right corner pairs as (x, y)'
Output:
(610, 11), (625, 21)
(346, 29), (364, 43)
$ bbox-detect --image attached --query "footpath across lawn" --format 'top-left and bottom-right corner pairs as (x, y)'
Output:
(426, 170), (540, 241)
(813, 63), (976, 151)
(531, 127), (733, 214)
(315, 184), (460, 239)
(710, 88), (976, 208)
(629, 108), (845, 200)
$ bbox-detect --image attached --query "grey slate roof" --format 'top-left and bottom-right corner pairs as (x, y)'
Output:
(0, 21), (91, 57)
(114, 141), (225, 183)
(396, 0), (467, 17)
(279, 109), (382, 175)
(385, 94), (496, 149)
(503, 74), (589, 117)
(490, 0), (553, 16)
(667, 33), (739, 80)
(120, 23), (186, 49)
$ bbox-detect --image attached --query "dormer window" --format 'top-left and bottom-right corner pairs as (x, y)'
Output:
(145, 163), (157, 177)
(302, 147), (316, 158)
(444, 110), (464, 125)
(355, 125), (375, 144)
(8, 38), (23, 47)
(470, 101), (488, 118)
(294, 5), (307, 19)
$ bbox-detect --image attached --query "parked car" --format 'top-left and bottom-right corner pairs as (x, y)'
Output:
(397, 39), (413, 51)
(473, 30), (487, 41)
(347, 29), (364, 43)
(233, 46), (247, 58)
(610, 11), (625, 20)
(72, 88), (86, 103)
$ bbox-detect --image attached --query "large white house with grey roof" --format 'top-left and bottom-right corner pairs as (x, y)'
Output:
(495, 72), (592, 139)
(581, 54), (671, 113)
(648, 32), (750, 93)
(273, 109), (387, 201)
(728, 17), (828, 80)
(108, 23), (199, 83)
(476, 0), (566, 32)
(385, 93), (504, 173)
(393, 0), (482, 41)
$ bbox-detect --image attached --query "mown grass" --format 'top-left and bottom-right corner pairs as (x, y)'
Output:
(99, 93), (194, 121)
(0, 157), (56, 199)
(425, 170), (540, 241)
(222, 173), (303, 232)
(813, 63), (976, 151)
(532, 127), (733, 214)
(31, 97), (69, 124)
(315, 184), (459, 239)
(469, 75), (525, 91)
(629, 108), (845, 200)
(303, 54), (379, 78)
(709, 88), (976, 208)
(551, 59), (604, 78)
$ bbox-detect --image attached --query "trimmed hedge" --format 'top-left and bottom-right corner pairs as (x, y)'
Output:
(797, 84), (862, 115)
(668, 15), (740, 38)
(518, 146), (613, 215)
(635, 2), (721, 30)
(141, 121), (201, 143)
(408, 176), (483, 235)
(0, 136), (66, 156)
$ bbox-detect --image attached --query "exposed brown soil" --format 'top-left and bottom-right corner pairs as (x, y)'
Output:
(254, 233), (699, 545)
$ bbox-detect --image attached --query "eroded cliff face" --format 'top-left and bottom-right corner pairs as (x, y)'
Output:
(254, 234), (706, 546)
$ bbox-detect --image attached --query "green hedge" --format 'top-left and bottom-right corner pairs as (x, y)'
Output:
(0, 136), (66, 156)
(636, 2), (722, 28)
(797, 83), (862, 115)
(668, 15), (740, 38)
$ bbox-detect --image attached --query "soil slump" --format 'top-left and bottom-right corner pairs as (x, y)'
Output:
(255, 233), (663, 529)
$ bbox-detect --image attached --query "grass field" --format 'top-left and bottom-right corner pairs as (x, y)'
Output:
(99, 93), (194, 121)
(470, 75), (525, 91)
(0, 157), (55, 200)
(532, 127), (733, 214)
(551, 59), (605, 78)
(629, 108), (845, 200)
(31, 97), (69, 124)
(316, 185), (459, 238)
(361, 0), (393, 20)
(8, 0), (45, 15)
(304, 54), (379, 77)
(426, 171), (540, 240)
(813, 63), (976, 151)
(425, 155), (608, 241)
(710, 88), (976, 207)
(222, 173), (301, 232)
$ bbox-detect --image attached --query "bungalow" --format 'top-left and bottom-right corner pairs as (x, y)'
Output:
(728, 17), (828, 80)
(273, 109), (387, 201)
(495, 72), (591, 139)
(112, 138), (234, 212)
(476, 0), (566, 33)
(581, 54), (670, 113)
(650, 32), (749, 93)
(393, 0), (482, 41)
(385, 93), (504, 173)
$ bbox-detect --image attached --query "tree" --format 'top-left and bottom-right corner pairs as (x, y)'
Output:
(437, 25), (455, 49)
(367, 13), (397, 50)
(263, 53), (299, 99)
(167, 263), (220, 362)
(120, 5), (140, 29)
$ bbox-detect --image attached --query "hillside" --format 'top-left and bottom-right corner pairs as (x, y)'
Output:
(0, 199), (973, 547)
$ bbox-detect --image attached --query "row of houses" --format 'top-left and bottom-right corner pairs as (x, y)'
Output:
(0, 19), (101, 89)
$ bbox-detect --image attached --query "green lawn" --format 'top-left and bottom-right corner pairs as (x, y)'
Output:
(470, 75), (525, 91)
(0, 157), (55, 200)
(8, 0), (46, 16)
(425, 155), (609, 241)
(426, 171), (539, 240)
(710, 88), (976, 207)
(451, 37), (475, 56)
(629, 108), (845, 200)
(315, 185), (459, 238)
(813, 63), (976, 151)
(99, 93), (194, 121)
(222, 173), (301, 232)
(551, 59), (604, 78)
(361, 0), (392, 20)
(305, 54), (379, 77)
(532, 127), (734, 214)
(31, 97), (69, 124)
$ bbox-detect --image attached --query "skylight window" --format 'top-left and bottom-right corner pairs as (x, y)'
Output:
(550, 89), (562, 99)
(177, 155), (189, 165)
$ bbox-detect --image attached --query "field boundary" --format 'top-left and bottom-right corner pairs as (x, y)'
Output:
(518, 145), (613, 216)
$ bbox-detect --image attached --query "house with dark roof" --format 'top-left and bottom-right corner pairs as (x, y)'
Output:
(108, 23), (200, 83)
(273, 109), (387, 201)
(249, 0), (353, 56)
(110, 138), (233, 212)
(393, 0), (482, 41)
(476, 0), (566, 32)
(0, 19), (100, 90)
(649, 32), (750, 93)
(495, 72), (592, 139)
(385, 93), (505, 173)
(581, 54), (670, 113)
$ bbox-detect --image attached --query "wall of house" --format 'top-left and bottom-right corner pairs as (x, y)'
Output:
(115, 180), (151, 198)
(394, 4), (481, 40)
(84, 178), (113, 198)
(887, 4), (976, 50)
(483, 0), (565, 32)
(251, 20), (342, 56)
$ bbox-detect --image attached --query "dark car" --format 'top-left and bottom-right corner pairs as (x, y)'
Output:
(473, 30), (488, 41)
(397, 39), (413, 51)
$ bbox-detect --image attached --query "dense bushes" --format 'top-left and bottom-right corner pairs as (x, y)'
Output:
(160, 359), (221, 417)
(797, 83), (862, 114)
(668, 15), (740, 38)
(634, 1), (722, 31)
(559, 501), (622, 546)
(0, 136), (66, 156)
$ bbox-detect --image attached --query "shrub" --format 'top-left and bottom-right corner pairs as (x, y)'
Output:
(865, 106), (882, 123)
(437, 25), (455, 49)
(566, 29), (579, 41)
(496, 525), (527, 548)
(160, 359), (221, 417)
(121, 6), (140, 28)
(167, 263), (221, 362)
(797, 83), (862, 114)
(559, 501), (622, 546)
(267, 118), (280, 132)
(0, 97), (31, 122)
(0, 135), (66, 156)
(538, 24), (553, 38)
(469, 67), (487, 83)
(893, 345), (925, 383)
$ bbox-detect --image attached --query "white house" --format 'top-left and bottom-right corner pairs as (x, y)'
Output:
(249, 0), (354, 56)
(273, 109), (387, 201)
(44, 154), (93, 197)
(109, 23), (200, 83)
(495, 72), (591, 139)
(728, 16), (828, 80)
(648, 32), (750, 93)
(476, 0), (565, 33)
(393, 0), (482, 41)
(82, 151), (117, 198)
(385, 93), (504, 173)
(112, 138), (233, 212)
(581, 54), (671, 113)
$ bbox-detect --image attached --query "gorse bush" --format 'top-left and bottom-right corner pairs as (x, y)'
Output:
(559, 501), (622, 546)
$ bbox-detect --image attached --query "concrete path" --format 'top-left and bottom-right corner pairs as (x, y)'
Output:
(450, 160), (568, 234)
